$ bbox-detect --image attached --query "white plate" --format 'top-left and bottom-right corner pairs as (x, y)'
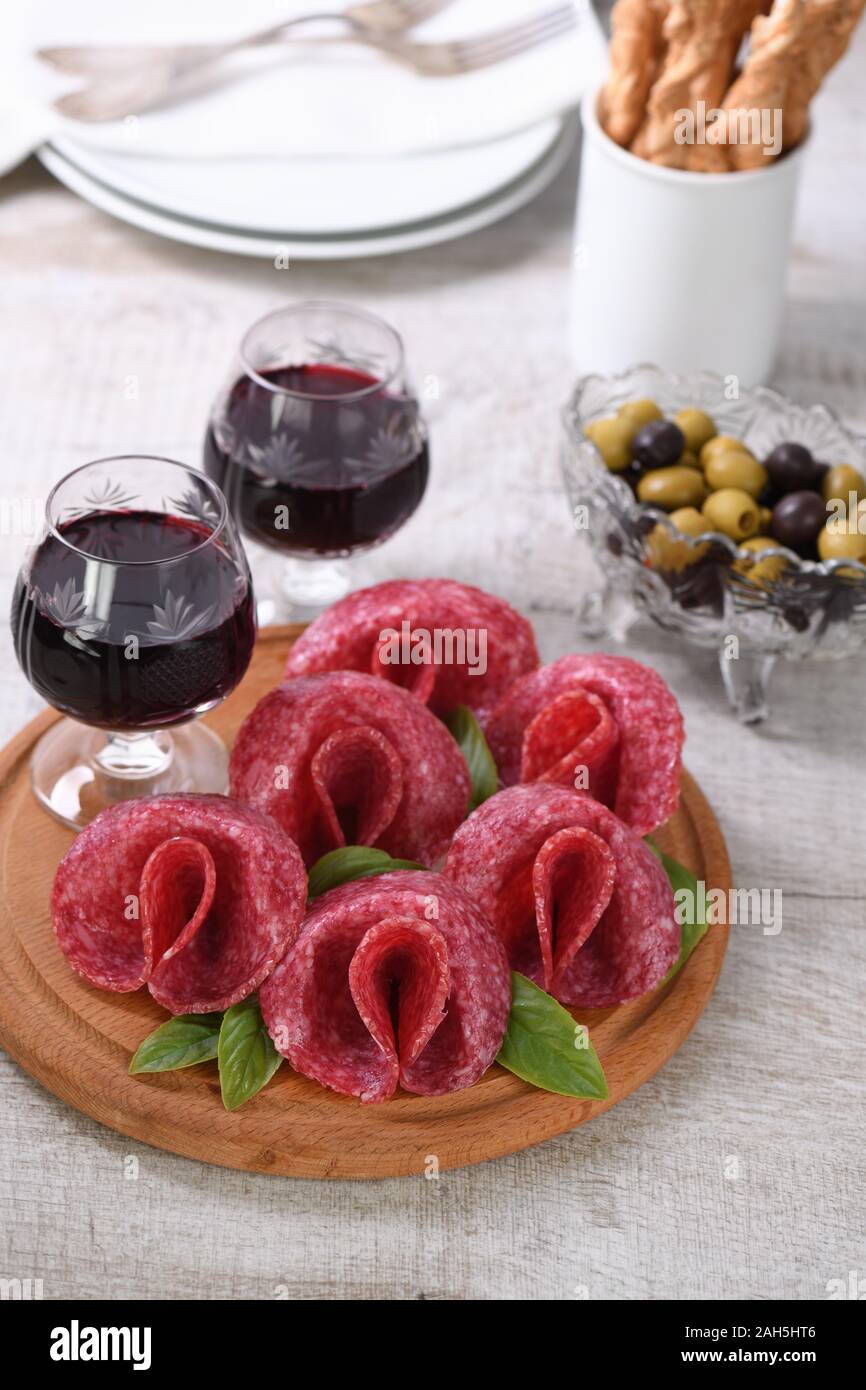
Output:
(32, 1), (600, 161)
(51, 119), (563, 235)
(38, 115), (577, 260)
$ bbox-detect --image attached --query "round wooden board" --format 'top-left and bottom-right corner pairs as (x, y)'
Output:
(0, 626), (731, 1180)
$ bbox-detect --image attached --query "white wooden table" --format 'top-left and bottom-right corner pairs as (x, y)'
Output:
(1, 29), (865, 1301)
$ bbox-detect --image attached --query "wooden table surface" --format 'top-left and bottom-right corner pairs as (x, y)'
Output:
(1, 26), (864, 1301)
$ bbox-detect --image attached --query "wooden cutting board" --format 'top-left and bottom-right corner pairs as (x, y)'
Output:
(0, 626), (731, 1179)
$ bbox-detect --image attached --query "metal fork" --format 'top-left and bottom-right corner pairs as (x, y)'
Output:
(39, 0), (456, 77)
(48, 3), (577, 123)
(361, 3), (577, 77)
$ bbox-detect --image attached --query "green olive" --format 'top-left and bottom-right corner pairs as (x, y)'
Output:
(637, 465), (706, 511)
(747, 555), (790, 586)
(702, 487), (759, 541)
(678, 450), (699, 470)
(817, 523), (866, 564)
(700, 434), (755, 470)
(646, 525), (708, 572)
(618, 398), (662, 430)
(674, 408), (716, 455)
(704, 450), (768, 498)
(733, 541), (788, 584)
(669, 506), (707, 538)
(586, 415), (634, 472)
(821, 463), (866, 506)
(758, 506), (773, 533)
(739, 535), (780, 554)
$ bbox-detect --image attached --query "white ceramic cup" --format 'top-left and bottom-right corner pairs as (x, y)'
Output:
(570, 87), (810, 387)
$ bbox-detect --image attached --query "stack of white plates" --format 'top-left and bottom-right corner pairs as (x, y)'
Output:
(17, 1), (605, 259)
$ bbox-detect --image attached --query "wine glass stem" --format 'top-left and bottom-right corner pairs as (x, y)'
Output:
(280, 556), (352, 616)
(93, 730), (174, 779)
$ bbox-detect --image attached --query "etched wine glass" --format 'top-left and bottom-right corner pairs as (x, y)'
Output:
(203, 301), (429, 618)
(11, 456), (256, 828)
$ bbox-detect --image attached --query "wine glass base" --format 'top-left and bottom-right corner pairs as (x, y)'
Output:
(31, 718), (229, 831)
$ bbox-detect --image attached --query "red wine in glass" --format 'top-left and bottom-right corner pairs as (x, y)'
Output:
(10, 456), (255, 829)
(204, 362), (429, 558)
(12, 509), (255, 730)
(203, 302), (429, 614)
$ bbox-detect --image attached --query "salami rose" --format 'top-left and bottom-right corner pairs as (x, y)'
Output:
(444, 784), (679, 1007)
(260, 871), (511, 1102)
(485, 653), (684, 834)
(229, 670), (470, 867)
(283, 578), (539, 723)
(52, 794), (307, 1014)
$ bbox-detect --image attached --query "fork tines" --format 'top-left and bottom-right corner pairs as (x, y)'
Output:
(416, 2), (577, 76)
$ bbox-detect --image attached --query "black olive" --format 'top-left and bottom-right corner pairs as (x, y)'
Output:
(764, 441), (820, 494)
(632, 420), (685, 470)
(770, 490), (827, 552)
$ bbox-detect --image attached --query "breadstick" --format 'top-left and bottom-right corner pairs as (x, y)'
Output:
(631, 1), (770, 169)
(599, 0), (670, 148)
(783, 0), (866, 148)
(715, 0), (864, 168)
(715, 0), (805, 169)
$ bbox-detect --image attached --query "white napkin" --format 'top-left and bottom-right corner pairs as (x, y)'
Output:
(12, 0), (605, 159)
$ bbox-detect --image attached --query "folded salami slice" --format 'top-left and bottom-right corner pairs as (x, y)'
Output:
(283, 578), (539, 723)
(444, 784), (679, 1007)
(52, 794), (307, 1014)
(260, 871), (511, 1102)
(230, 671), (471, 866)
(485, 653), (684, 834)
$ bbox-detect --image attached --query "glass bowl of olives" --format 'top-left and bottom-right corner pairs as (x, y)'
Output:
(561, 365), (866, 722)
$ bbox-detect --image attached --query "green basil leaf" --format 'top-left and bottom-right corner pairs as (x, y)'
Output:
(307, 845), (424, 899)
(496, 972), (608, 1099)
(218, 997), (283, 1111)
(129, 1013), (222, 1075)
(445, 704), (498, 811)
(646, 838), (708, 984)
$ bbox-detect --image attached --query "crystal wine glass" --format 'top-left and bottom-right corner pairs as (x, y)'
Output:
(203, 300), (429, 618)
(11, 456), (256, 829)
